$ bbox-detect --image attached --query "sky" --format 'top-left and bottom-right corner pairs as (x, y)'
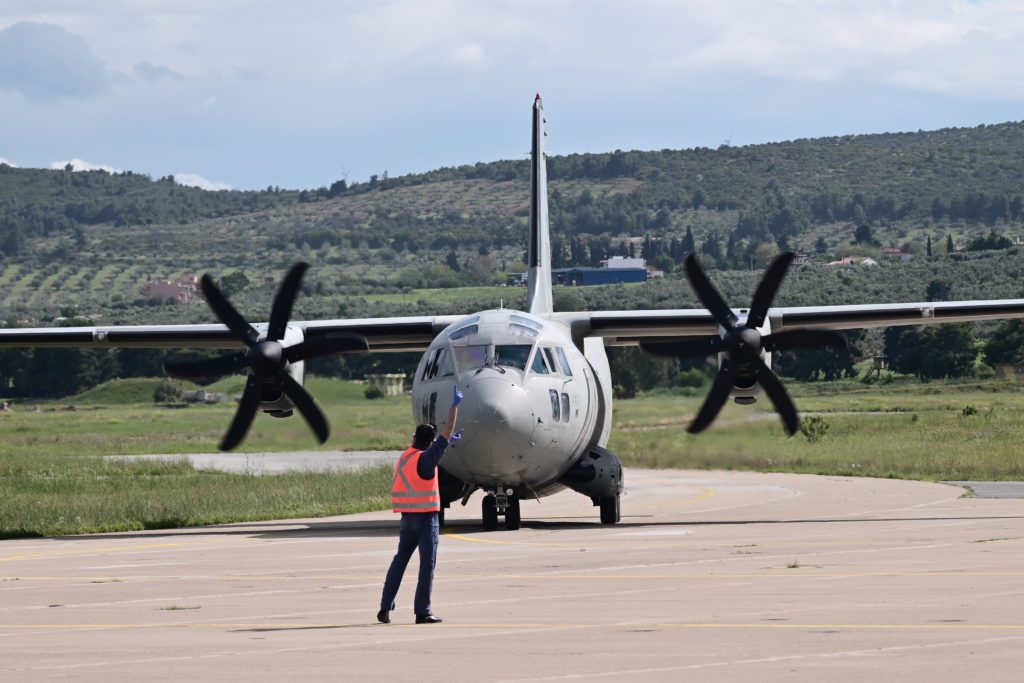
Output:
(2, 1), (1024, 190)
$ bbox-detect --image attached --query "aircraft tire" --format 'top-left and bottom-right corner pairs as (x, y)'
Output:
(482, 495), (499, 531)
(599, 495), (620, 525)
(504, 496), (521, 531)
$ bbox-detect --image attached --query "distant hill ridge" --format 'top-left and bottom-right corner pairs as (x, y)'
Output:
(3, 119), (1024, 228)
(3, 118), (1024, 328)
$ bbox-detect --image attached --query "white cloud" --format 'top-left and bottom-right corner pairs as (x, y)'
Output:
(173, 172), (231, 191)
(0, 156), (16, 167)
(447, 42), (487, 70)
(50, 158), (120, 172)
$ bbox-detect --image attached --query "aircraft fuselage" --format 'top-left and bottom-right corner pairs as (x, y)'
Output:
(411, 308), (605, 501)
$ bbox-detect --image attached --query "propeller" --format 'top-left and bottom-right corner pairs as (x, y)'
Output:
(641, 252), (846, 436)
(163, 262), (369, 451)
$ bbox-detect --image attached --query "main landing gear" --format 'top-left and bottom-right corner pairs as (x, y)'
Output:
(482, 490), (521, 531)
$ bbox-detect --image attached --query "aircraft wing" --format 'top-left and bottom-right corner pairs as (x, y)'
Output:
(555, 299), (1024, 346)
(0, 315), (463, 353)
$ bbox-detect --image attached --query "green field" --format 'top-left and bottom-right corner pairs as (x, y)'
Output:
(3, 376), (1024, 538)
(610, 380), (1024, 480)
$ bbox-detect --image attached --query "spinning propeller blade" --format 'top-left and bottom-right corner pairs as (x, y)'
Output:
(163, 262), (367, 451)
(221, 374), (262, 451)
(651, 252), (848, 435)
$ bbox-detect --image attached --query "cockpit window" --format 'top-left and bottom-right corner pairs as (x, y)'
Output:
(495, 344), (532, 370)
(421, 348), (454, 380)
(448, 323), (478, 341)
(452, 345), (488, 373)
(554, 347), (573, 376)
(510, 314), (542, 330)
(508, 314), (542, 339)
(439, 349), (454, 376)
(531, 348), (551, 374)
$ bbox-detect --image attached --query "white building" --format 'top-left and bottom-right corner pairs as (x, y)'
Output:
(601, 256), (646, 269)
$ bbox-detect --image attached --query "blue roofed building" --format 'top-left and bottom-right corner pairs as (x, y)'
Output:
(551, 267), (647, 286)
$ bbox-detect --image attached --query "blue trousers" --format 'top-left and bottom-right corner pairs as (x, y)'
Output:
(380, 512), (439, 616)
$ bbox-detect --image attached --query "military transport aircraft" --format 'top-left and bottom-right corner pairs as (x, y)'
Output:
(3, 94), (1024, 531)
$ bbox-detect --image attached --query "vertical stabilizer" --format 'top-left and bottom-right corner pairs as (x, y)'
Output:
(526, 94), (553, 315)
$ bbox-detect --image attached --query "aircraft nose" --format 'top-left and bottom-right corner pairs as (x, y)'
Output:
(463, 376), (533, 438)
(453, 375), (536, 481)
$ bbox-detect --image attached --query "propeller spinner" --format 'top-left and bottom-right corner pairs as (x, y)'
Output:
(163, 262), (368, 450)
(641, 252), (847, 436)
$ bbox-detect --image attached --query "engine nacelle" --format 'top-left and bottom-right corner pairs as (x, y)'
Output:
(559, 446), (624, 502)
(261, 325), (305, 417)
(719, 316), (772, 404)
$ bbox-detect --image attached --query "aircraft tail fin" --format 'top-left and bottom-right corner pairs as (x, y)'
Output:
(526, 94), (553, 315)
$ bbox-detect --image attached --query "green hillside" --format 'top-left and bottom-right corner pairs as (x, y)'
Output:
(2, 119), (1024, 329)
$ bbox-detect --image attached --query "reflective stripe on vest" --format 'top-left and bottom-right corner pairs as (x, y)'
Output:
(392, 447), (440, 513)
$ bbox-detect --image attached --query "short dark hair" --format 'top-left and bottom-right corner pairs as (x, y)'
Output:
(413, 423), (436, 449)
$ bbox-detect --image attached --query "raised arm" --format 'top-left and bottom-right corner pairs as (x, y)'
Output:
(439, 385), (462, 440)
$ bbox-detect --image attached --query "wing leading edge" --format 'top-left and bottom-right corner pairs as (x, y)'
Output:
(0, 315), (462, 353)
(556, 298), (1024, 346)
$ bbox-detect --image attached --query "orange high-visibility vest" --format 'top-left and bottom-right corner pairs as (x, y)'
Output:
(392, 447), (441, 513)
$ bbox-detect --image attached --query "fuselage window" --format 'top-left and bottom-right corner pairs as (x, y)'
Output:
(560, 393), (570, 423)
(549, 389), (560, 421)
(531, 348), (551, 374)
(495, 344), (532, 370)
(554, 347), (573, 376)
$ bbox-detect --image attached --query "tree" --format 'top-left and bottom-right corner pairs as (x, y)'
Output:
(681, 226), (696, 255)
(220, 271), (249, 297)
(946, 234), (955, 254)
(984, 319), (1024, 366)
(776, 330), (862, 381)
(691, 188), (705, 209)
(700, 232), (722, 262)
(926, 234), (932, 257)
(853, 223), (875, 245)
(966, 230), (1012, 252)
(918, 324), (975, 379)
(925, 279), (951, 302)
(753, 241), (779, 268)
(884, 326), (921, 377)
(445, 250), (461, 272)
(885, 324), (975, 380)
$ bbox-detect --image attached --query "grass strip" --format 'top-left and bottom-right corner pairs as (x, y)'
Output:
(0, 455), (391, 538)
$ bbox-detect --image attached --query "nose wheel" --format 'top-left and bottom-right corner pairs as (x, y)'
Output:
(599, 495), (620, 525)
(481, 491), (521, 531)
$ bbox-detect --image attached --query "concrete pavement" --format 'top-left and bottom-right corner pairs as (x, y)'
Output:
(3, 470), (1024, 681)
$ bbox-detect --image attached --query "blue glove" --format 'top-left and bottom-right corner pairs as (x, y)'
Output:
(450, 430), (462, 443)
(453, 386), (463, 406)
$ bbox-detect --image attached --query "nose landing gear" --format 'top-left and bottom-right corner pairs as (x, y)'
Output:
(482, 489), (521, 531)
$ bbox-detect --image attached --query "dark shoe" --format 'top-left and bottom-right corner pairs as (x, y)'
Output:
(376, 609), (390, 624)
(415, 614), (443, 624)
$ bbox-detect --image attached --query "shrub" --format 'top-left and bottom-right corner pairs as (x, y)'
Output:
(364, 386), (384, 400)
(154, 380), (183, 403)
(962, 404), (978, 416)
(800, 416), (829, 443)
